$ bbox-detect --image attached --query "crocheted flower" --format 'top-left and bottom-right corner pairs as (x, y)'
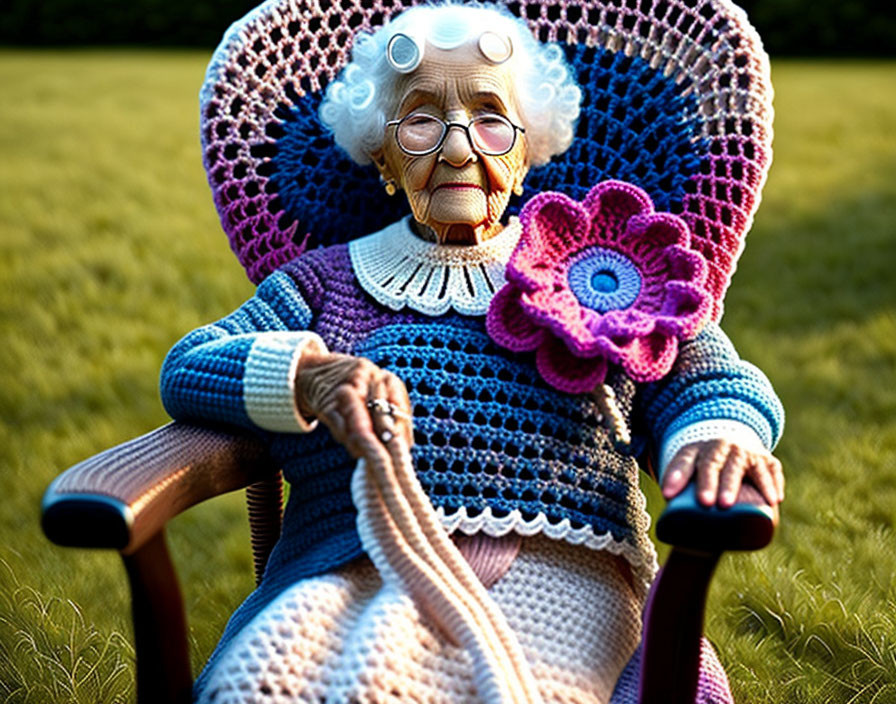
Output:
(486, 180), (711, 393)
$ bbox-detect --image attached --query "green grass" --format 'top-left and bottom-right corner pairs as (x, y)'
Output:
(1, 52), (894, 703)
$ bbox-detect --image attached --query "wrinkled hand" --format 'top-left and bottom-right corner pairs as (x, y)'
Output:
(295, 352), (413, 458)
(661, 439), (784, 509)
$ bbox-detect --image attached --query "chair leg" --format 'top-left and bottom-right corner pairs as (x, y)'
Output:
(246, 471), (284, 586)
(122, 530), (192, 704)
(638, 547), (722, 704)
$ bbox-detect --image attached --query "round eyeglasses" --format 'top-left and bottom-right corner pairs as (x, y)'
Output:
(385, 113), (525, 157)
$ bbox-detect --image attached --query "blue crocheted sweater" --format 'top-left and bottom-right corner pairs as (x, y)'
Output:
(160, 224), (783, 687)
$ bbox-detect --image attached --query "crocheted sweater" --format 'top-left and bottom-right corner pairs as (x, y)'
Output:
(160, 217), (783, 684)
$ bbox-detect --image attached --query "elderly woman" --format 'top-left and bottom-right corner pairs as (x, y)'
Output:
(161, 4), (784, 702)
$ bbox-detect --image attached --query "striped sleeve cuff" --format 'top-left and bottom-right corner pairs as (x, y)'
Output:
(659, 419), (767, 481)
(243, 332), (328, 433)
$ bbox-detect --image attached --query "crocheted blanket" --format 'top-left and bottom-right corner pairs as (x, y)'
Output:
(201, 0), (774, 325)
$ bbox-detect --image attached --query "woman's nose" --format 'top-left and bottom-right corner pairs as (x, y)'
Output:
(439, 124), (478, 167)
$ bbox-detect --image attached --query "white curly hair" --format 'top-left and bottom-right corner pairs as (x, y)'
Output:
(319, 3), (581, 167)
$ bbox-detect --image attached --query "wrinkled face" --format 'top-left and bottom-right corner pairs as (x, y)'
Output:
(373, 42), (529, 244)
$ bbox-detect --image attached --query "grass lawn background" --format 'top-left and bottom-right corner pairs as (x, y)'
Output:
(1, 51), (894, 703)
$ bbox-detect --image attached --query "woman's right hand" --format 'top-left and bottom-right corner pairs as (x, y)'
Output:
(294, 352), (413, 458)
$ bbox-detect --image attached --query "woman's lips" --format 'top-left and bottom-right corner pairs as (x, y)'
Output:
(433, 183), (485, 192)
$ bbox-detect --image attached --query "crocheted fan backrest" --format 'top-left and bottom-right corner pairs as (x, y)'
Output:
(201, 0), (773, 322)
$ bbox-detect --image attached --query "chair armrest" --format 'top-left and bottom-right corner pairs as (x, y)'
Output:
(641, 482), (778, 703)
(655, 481), (778, 552)
(42, 422), (271, 554)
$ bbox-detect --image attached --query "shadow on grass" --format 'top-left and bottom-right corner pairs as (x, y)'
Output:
(729, 154), (896, 338)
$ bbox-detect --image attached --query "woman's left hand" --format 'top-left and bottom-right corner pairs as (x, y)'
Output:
(661, 439), (784, 509)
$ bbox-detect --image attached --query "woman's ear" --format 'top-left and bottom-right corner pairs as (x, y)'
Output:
(371, 148), (400, 196)
(513, 164), (530, 197)
(370, 149), (392, 181)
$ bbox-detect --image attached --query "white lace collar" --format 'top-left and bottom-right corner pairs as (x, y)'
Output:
(349, 217), (521, 316)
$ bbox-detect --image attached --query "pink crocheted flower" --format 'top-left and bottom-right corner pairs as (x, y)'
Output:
(487, 180), (712, 393)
